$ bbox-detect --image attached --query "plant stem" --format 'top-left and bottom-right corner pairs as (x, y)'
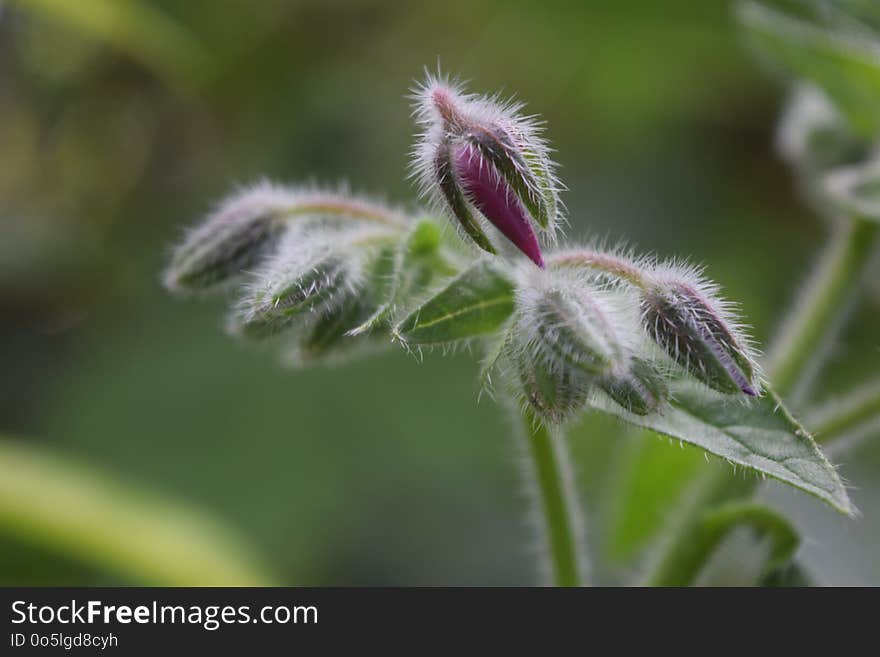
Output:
(766, 218), (879, 398)
(810, 377), (880, 445)
(517, 407), (585, 586)
(548, 250), (648, 289)
(646, 216), (878, 586)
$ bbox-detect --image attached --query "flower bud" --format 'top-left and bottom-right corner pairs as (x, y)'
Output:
(164, 183), (407, 294)
(598, 358), (668, 416)
(229, 226), (393, 339)
(640, 268), (760, 396)
(510, 275), (632, 421)
(164, 184), (290, 293)
(232, 253), (353, 339)
(291, 296), (384, 366)
(412, 75), (561, 268)
(454, 142), (545, 267)
(515, 352), (591, 424)
(522, 286), (627, 378)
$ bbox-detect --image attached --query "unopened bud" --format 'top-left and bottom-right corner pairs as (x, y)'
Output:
(164, 184), (290, 293)
(640, 269), (760, 396)
(515, 352), (591, 423)
(232, 253), (352, 339)
(521, 285), (627, 378)
(598, 358), (668, 416)
(412, 74), (561, 268)
(454, 142), (545, 267)
(164, 183), (407, 294)
(510, 276), (631, 421)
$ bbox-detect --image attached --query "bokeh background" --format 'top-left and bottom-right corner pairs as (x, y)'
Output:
(1, 0), (878, 586)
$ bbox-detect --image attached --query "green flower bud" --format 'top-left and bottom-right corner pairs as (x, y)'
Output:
(598, 358), (668, 416)
(640, 266), (760, 396)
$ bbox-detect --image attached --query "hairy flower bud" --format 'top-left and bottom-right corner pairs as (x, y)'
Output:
(230, 227), (392, 339)
(515, 352), (591, 423)
(163, 184), (290, 293)
(598, 358), (668, 416)
(454, 142), (545, 267)
(640, 266), (760, 396)
(233, 254), (353, 339)
(164, 183), (407, 294)
(412, 74), (562, 268)
(510, 274), (633, 421)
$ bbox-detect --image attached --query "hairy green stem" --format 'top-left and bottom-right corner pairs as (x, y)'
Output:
(274, 201), (408, 228)
(518, 408), (585, 586)
(766, 218), (879, 398)
(811, 377), (880, 445)
(548, 250), (648, 289)
(646, 216), (878, 586)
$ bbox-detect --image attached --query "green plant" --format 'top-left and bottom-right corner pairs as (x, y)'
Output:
(163, 2), (880, 586)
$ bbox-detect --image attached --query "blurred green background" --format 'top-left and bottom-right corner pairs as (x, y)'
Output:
(1, 0), (878, 586)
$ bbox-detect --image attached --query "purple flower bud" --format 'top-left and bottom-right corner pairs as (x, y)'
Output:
(412, 74), (562, 268)
(640, 267), (760, 396)
(454, 142), (544, 267)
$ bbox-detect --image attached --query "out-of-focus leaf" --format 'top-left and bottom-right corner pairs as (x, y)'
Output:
(824, 159), (880, 222)
(590, 384), (854, 516)
(394, 260), (515, 345)
(738, 0), (880, 136)
(605, 431), (705, 563)
(651, 501), (800, 586)
(10, 0), (212, 93)
(0, 436), (273, 585)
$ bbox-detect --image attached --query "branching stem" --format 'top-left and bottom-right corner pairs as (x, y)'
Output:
(548, 250), (648, 289)
(811, 377), (880, 445)
(767, 218), (879, 397)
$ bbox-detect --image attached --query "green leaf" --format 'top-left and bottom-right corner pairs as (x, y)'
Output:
(590, 384), (854, 515)
(738, 1), (880, 136)
(605, 432), (705, 563)
(648, 500), (801, 586)
(0, 435), (273, 585)
(394, 260), (515, 345)
(701, 502), (800, 578)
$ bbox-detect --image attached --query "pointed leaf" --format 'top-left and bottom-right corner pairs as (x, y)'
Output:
(605, 431), (705, 563)
(395, 260), (515, 345)
(590, 383), (854, 515)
